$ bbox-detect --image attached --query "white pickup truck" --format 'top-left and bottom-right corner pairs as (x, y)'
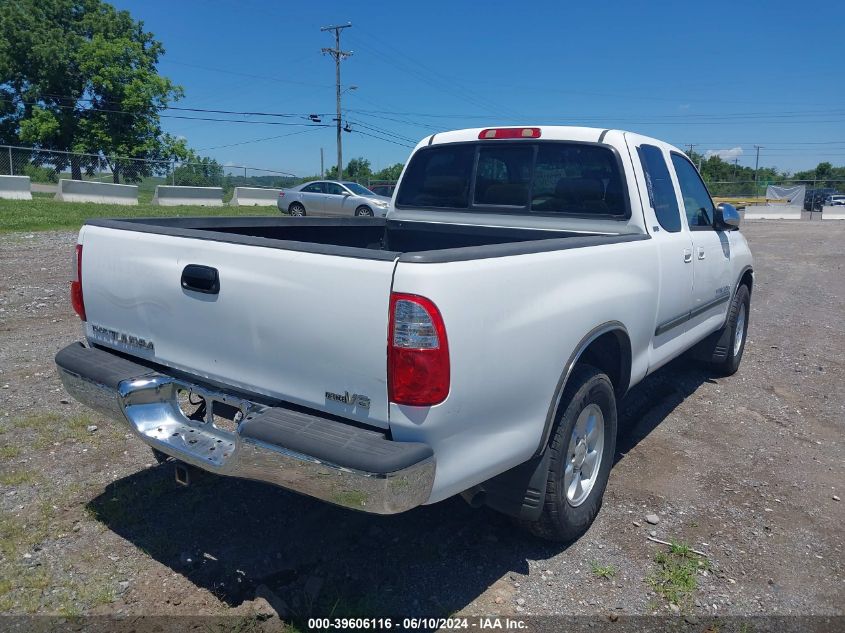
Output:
(56, 126), (753, 541)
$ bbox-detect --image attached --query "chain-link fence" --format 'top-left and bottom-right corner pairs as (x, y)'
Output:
(0, 145), (299, 198)
(708, 179), (845, 210)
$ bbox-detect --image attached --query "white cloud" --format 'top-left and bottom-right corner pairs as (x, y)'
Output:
(705, 146), (744, 160)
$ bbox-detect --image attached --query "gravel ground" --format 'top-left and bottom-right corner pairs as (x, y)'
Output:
(0, 221), (842, 623)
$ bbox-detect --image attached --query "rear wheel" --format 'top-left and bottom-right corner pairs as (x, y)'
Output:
(521, 364), (617, 542)
(355, 206), (374, 217)
(289, 203), (306, 217)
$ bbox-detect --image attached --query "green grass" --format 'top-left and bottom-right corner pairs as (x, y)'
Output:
(590, 562), (617, 579)
(0, 514), (47, 558)
(0, 470), (36, 486)
(330, 490), (368, 508)
(647, 540), (710, 609)
(0, 445), (20, 459)
(11, 411), (103, 450)
(0, 196), (278, 233)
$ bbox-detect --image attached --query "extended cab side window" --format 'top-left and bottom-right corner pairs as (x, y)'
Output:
(637, 145), (681, 232)
(671, 154), (715, 228)
(531, 144), (627, 216)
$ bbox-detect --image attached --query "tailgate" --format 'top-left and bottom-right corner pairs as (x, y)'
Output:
(79, 224), (396, 428)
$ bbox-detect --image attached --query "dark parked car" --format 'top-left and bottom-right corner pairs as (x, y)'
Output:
(804, 189), (836, 211)
(369, 184), (396, 198)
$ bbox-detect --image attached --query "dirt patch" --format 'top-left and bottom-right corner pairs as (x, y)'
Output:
(0, 221), (842, 620)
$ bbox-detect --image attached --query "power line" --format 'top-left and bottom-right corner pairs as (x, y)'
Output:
(196, 126), (326, 151)
(344, 106), (845, 121)
(344, 119), (418, 144)
(1, 97), (332, 127)
(350, 128), (415, 149)
(9, 97), (845, 127)
(161, 114), (328, 127)
(347, 31), (521, 120)
(31, 95), (331, 119)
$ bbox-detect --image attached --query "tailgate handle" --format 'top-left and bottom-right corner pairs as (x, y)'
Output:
(181, 265), (220, 295)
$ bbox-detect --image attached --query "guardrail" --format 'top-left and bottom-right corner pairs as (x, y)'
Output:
(54, 179), (138, 205)
(229, 187), (283, 207)
(822, 206), (845, 220)
(152, 185), (223, 207)
(743, 204), (802, 220)
(0, 175), (32, 200)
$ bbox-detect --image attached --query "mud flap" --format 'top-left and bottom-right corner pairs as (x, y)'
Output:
(690, 321), (732, 364)
(478, 449), (552, 521)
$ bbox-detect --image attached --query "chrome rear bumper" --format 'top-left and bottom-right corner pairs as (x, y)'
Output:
(55, 343), (434, 514)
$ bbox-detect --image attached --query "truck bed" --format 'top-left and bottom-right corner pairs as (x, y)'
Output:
(85, 216), (646, 263)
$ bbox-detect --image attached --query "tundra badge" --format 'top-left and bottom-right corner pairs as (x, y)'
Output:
(325, 391), (371, 409)
(89, 324), (155, 353)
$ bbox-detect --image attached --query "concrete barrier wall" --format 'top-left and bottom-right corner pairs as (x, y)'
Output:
(822, 205), (845, 220)
(743, 204), (802, 220)
(229, 187), (283, 207)
(0, 175), (32, 200)
(152, 185), (223, 207)
(55, 179), (138, 205)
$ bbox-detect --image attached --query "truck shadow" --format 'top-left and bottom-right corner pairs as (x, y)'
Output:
(614, 356), (715, 463)
(85, 357), (712, 619)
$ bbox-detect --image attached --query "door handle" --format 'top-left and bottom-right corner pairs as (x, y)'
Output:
(181, 264), (220, 294)
(697, 247), (706, 260)
(683, 249), (693, 263)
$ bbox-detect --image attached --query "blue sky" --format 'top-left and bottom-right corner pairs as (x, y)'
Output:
(112, 0), (845, 177)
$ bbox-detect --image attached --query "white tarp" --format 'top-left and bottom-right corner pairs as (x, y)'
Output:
(766, 185), (805, 207)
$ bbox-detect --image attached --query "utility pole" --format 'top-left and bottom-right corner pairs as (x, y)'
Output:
(754, 145), (763, 196)
(320, 147), (324, 178)
(321, 22), (352, 180)
(687, 143), (697, 157)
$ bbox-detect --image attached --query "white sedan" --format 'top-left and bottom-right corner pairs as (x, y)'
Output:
(278, 180), (391, 217)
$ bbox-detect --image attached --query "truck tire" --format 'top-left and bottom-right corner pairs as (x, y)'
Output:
(522, 364), (617, 542)
(710, 284), (750, 376)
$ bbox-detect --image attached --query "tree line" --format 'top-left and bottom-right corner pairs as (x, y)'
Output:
(689, 151), (844, 196)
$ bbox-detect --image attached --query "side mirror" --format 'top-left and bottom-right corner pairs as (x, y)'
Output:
(714, 203), (741, 230)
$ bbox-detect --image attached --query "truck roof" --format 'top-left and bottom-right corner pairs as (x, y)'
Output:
(421, 126), (680, 155)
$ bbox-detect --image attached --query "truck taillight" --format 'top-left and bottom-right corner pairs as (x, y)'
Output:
(70, 244), (86, 321)
(388, 293), (449, 406)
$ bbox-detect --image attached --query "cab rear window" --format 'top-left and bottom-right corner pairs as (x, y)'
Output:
(396, 141), (629, 218)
